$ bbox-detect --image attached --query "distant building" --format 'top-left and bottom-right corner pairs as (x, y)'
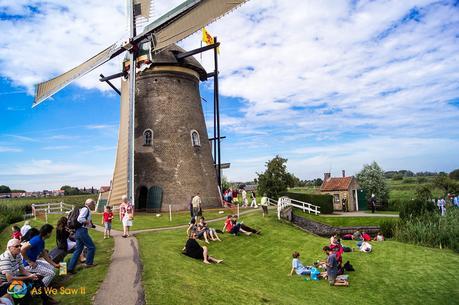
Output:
(320, 170), (360, 211)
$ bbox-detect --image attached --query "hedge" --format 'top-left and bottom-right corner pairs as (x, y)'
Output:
(280, 192), (334, 214)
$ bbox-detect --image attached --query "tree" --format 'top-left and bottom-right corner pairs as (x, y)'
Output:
(0, 185), (11, 193)
(256, 155), (295, 198)
(432, 174), (456, 197)
(415, 185), (432, 202)
(60, 185), (81, 196)
(449, 169), (459, 180)
(356, 161), (389, 204)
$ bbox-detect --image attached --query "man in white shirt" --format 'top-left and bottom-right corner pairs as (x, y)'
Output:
(191, 193), (202, 218)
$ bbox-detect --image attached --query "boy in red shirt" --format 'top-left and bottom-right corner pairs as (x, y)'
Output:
(11, 225), (22, 240)
(102, 206), (114, 239)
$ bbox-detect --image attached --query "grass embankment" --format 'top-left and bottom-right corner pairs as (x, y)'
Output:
(0, 216), (113, 305)
(138, 213), (459, 305)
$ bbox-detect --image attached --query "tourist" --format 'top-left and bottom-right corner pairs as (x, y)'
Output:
(361, 232), (371, 241)
(21, 227), (39, 243)
(323, 246), (349, 287)
(102, 206), (114, 239)
(21, 224), (60, 287)
(182, 231), (223, 264)
(191, 192), (202, 219)
(453, 195), (459, 208)
(196, 217), (210, 244)
(341, 196), (347, 212)
(359, 241), (372, 252)
(289, 251), (312, 276)
(233, 215), (261, 234)
(186, 217), (197, 237)
(222, 215), (251, 236)
(241, 189), (248, 207)
(11, 225), (21, 240)
(0, 239), (59, 305)
(20, 220), (31, 237)
(369, 194), (376, 213)
(67, 198), (97, 274)
(188, 195), (194, 218)
(49, 216), (74, 263)
(120, 195), (134, 238)
(260, 193), (268, 216)
(374, 232), (384, 242)
(198, 217), (221, 241)
(250, 191), (258, 208)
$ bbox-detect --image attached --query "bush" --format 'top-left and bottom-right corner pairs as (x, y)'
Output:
(416, 177), (428, 183)
(280, 192), (334, 214)
(392, 174), (403, 180)
(0, 205), (25, 232)
(399, 199), (436, 220)
(380, 219), (397, 238)
(402, 178), (415, 184)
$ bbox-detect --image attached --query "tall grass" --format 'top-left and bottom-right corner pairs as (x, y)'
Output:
(0, 205), (25, 232)
(392, 209), (459, 252)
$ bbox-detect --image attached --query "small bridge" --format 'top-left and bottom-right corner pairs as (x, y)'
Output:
(276, 196), (320, 220)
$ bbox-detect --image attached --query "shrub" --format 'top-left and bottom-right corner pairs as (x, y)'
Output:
(392, 174), (403, 180)
(399, 199), (436, 220)
(416, 177), (428, 183)
(380, 219), (397, 238)
(402, 178), (415, 184)
(0, 205), (25, 232)
(280, 192), (334, 214)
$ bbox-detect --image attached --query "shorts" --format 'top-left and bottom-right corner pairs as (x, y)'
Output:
(104, 222), (112, 230)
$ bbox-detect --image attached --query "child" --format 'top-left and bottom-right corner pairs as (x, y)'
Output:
(374, 232), (384, 242)
(11, 225), (22, 240)
(289, 251), (312, 276)
(323, 246), (349, 287)
(102, 206), (114, 239)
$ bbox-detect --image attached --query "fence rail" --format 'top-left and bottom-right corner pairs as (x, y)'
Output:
(277, 196), (320, 220)
(31, 202), (75, 223)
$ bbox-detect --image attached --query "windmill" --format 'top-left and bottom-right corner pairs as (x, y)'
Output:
(33, 0), (249, 209)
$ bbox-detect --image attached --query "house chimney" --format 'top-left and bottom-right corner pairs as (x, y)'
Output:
(324, 173), (331, 181)
(342, 170), (346, 177)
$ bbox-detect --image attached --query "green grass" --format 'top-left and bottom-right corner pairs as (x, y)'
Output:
(109, 208), (237, 231)
(294, 210), (397, 226)
(363, 210), (399, 215)
(137, 213), (459, 305)
(0, 195), (97, 208)
(0, 215), (114, 305)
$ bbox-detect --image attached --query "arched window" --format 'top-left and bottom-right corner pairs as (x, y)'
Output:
(190, 130), (201, 147)
(143, 129), (153, 146)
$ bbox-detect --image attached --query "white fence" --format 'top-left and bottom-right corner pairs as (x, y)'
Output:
(277, 196), (320, 220)
(31, 202), (75, 223)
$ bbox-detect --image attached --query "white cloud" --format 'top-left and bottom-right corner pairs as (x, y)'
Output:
(0, 146), (22, 153)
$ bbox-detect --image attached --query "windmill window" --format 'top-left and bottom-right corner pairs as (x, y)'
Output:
(190, 130), (201, 147)
(143, 129), (153, 146)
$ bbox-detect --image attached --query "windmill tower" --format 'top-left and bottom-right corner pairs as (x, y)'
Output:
(32, 0), (249, 210)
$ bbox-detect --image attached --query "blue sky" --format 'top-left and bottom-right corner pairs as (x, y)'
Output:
(0, 0), (458, 191)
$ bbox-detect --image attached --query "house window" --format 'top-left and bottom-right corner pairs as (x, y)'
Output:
(190, 130), (201, 147)
(143, 129), (153, 146)
(334, 194), (340, 203)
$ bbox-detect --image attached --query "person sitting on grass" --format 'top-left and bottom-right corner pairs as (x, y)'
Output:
(21, 224), (60, 287)
(323, 246), (349, 287)
(289, 251), (312, 276)
(374, 232), (384, 242)
(182, 231), (223, 264)
(233, 215), (261, 235)
(359, 241), (372, 253)
(11, 226), (22, 240)
(186, 217), (197, 237)
(361, 231), (371, 241)
(196, 217), (210, 244)
(20, 220), (32, 237)
(198, 217), (221, 242)
(222, 215), (252, 236)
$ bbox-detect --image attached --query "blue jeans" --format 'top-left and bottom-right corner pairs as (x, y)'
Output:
(68, 227), (96, 271)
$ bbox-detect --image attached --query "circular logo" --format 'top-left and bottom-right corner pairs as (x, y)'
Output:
(7, 280), (28, 298)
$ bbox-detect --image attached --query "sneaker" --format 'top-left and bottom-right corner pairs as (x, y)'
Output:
(67, 269), (77, 275)
(83, 263), (97, 268)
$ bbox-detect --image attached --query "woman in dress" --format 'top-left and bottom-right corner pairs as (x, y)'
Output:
(119, 195), (134, 238)
(182, 231), (223, 264)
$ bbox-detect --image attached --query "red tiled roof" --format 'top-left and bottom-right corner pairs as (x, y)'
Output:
(320, 177), (353, 191)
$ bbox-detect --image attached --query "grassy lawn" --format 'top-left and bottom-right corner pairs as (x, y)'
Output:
(137, 213), (459, 305)
(0, 216), (114, 305)
(110, 208), (237, 231)
(294, 211), (396, 226)
(363, 210), (399, 215)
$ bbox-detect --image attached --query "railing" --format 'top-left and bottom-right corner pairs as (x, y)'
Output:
(277, 196), (320, 220)
(31, 202), (75, 223)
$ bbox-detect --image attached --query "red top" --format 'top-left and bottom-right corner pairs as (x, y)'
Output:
(224, 218), (233, 233)
(103, 212), (114, 223)
(362, 233), (371, 241)
(12, 231), (22, 240)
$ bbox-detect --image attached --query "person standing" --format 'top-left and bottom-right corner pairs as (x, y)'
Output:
(341, 196), (348, 212)
(119, 195), (134, 238)
(249, 191), (258, 208)
(191, 192), (202, 219)
(241, 189), (248, 207)
(369, 194), (376, 214)
(67, 199), (97, 274)
(102, 206), (114, 239)
(323, 246), (348, 287)
(21, 224), (60, 287)
(260, 194), (268, 216)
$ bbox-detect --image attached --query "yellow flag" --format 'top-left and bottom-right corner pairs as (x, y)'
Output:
(202, 27), (220, 54)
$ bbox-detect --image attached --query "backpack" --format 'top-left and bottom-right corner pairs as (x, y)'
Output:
(343, 261), (355, 271)
(67, 206), (89, 230)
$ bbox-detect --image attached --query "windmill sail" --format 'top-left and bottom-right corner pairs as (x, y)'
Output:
(33, 0), (249, 106)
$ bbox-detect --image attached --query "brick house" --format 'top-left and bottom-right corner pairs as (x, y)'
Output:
(320, 171), (360, 211)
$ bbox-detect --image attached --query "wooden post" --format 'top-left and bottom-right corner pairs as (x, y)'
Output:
(60, 202), (63, 213)
(169, 205), (172, 222)
(45, 212), (48, 224)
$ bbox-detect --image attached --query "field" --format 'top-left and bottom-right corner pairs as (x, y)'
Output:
(0, 194), (97, 208)
(138, 213), (459, 305)
(0, 216), (114, 305)
(295, 211), (396, 227)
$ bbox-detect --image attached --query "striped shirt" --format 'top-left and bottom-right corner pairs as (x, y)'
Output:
(0, 250), (24, 282)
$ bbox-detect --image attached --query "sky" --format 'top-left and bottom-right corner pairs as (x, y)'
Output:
(0, 0), (458, 191)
